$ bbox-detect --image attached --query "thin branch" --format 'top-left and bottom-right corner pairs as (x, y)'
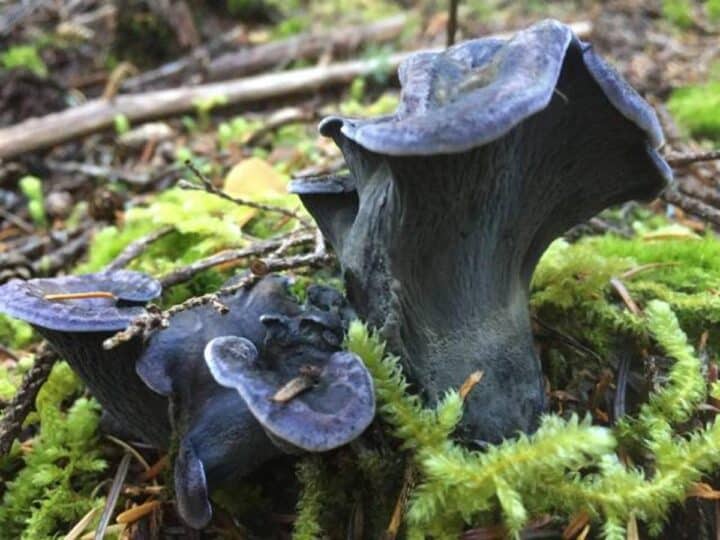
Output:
(104, 225), (174, 272)
(0, 344), (58, 455)
(0, 206), (34, 234)
(666, 150), (720, 168)
(663, 189), (720, 227)
(31, 228), (93, 276)
(103, 239), (333, 350)
(159, 231), (314, 288)
(181, 160), (312, 227)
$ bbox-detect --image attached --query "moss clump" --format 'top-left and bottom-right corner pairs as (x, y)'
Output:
(531, 232), (720, 354)
(0, 316), (34, 350)
(344, 301), (720, 539)
(668, 82), (720, 140)
(0, 362), (105, 540)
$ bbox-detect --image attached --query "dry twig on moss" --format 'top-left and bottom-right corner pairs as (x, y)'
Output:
(103, 230), (333, 350)
(663, 189), (720, 228)
(159, 230), (314, 288)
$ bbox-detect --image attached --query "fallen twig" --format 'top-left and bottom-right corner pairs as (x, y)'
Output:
(159, 231), (314, 288)
(666, 149), (720, 167)
(663, 189), (720, 228)
(243, 107), (317, 146)
(0, 343), (58, 455)
(0, 54), (411, 159)
(678, 178), (720, 209)
(206, 14), (409, 82)
(94, 452), (132, 540)
(31, 227), (94, 276)
(103, 236), (333, 349)
(104, 226), (174, 272)
(181, 160), (311, 227)
(0, 20), (591, 159)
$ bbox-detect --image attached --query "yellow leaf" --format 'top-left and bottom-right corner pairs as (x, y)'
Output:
(223, 157), (287, 200)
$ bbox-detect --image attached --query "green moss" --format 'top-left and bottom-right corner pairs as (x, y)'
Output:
(0, 316), (35, 350)
(668, 82), (720, 140)
(0, 363), (105, 540)
(708, 0), (720, 21)
(345, 302), (720, 539)
(662, 0), (695, 28)
(18, 176), (46, 228)
(0, 45), (47, 76)
(531, 233), (720, 354)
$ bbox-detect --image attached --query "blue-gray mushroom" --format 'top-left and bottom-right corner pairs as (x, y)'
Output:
(290, 20), (671, 443)
(0, 270), (171, 447)
(136, 275), (366, 528)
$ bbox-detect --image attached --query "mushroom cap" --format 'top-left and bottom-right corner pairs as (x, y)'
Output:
(0, 270), (161, 332)
(137, 274), (299, 396)
(205, 335), (375, 452)
(318, 19), (666, 161)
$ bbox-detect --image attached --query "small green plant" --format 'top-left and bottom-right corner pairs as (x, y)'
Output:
(113, 114), (131, 136)
(193, 95), (229, 131)
(217, 117), (262, 148)
(293, 456), (326, 539)
(662, 0), (695, 28)
(708, 0), (720, 21)
(0, 362), (106, 539)
(0, 315), (34, 350)
(18, 176), (46, 228)
(668, 82), (720, 140)
(0, 45), (47, 76)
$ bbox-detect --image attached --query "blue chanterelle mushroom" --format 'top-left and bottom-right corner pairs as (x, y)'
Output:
(0, 270), (171, 447)
(290, 20), (672, 443)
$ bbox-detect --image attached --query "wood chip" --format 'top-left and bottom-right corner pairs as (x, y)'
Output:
(116, 500), (162, 525)
(459, 370), (484, 400)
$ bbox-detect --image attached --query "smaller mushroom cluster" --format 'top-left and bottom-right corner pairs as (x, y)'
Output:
(0, 271), (375, 528)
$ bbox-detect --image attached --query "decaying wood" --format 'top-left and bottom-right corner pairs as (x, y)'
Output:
(0, 20), (591, 160)
(0, 54), (407, 160)
(207, 14), (408, 81)
(0, 343), (58, 455)
(121, 15), (407, 91)
(663, 189), (720, 228)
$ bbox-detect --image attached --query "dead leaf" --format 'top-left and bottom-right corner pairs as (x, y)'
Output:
(223, 157), (287, 200)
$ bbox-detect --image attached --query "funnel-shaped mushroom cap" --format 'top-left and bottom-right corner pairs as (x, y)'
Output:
(205, 335), (375, 452)
(0, 270), (161, 332)
(290, 20), (670, 443)
(0, 270), (170, 448)
(318, 19), (667, 160)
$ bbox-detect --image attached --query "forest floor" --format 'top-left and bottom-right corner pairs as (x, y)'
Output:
(1, 1), (720, 539)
